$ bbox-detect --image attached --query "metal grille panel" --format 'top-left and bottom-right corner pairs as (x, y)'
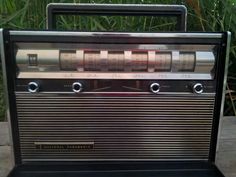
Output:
(15, 93), (215, 162)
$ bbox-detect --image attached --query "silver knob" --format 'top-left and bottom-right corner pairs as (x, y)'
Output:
(150, 83), (160, 93)
(72, 82), (83, 93)
(28, 82), (39, 93)
(193, 83), (203, 94)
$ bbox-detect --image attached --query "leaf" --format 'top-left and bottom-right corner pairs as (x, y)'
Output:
(0, 7), (25, 26)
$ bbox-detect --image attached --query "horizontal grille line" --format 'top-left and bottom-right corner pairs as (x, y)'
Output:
(18, 124), (213, 126)
(17, 107), (214, 110)
(18, 112), (213, 115)
(21, 150), (210, 154)
(19, 138), (211, 141)
(21, 143), (210, 146)
(20, 145), (211, 148)
(18, 115), (213, 118)
(18, 121), (213, 124)
(18, 129), (212, 132)
(20, 153), (209, 156)
(19, 135), (211, 138)
(18, 121), (213, 123)
(20, 140), (211, 143)
(16, 103), (214, 106)
(20, 136), (211, 138)
(15, 96), (215, 99)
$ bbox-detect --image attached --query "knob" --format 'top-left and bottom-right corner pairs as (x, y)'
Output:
(193, 83), (203, 94)
(28, 82), (39, 93)
(72, 82), (83, 93)
(150, 83), (160, 93)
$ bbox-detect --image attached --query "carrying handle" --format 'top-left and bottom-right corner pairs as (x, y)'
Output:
(46, 3), (187, 31)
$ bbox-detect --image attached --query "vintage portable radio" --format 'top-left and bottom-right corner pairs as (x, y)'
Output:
(0, 4), (231, 177)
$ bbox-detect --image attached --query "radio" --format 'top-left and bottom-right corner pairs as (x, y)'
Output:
(0, 3), (231, 177)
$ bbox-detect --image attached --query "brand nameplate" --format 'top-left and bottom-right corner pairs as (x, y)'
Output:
(35, 142), (94, 150)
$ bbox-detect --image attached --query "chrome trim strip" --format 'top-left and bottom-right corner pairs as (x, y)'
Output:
(15, 92), (216, 95)
(17, 72), (213, 80)
(10, 30), (223, 39)
(0, 29), (15, 166)
(16, 44), (216, 51)
(217, 32), (231, 152)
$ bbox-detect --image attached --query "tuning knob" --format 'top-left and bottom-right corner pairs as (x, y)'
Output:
(193, 83), (203, 94)
(150, 83), (160, 93)
(72, 82), (83, 93)
(28, 82), (39, 93)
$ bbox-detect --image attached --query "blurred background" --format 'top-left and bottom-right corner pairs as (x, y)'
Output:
(0, 0), (235, 121)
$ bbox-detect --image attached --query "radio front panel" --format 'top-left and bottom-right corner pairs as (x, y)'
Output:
(1, 31), (229, 163)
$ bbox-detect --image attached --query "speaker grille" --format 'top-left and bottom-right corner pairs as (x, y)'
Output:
(16, 93), (215, 162)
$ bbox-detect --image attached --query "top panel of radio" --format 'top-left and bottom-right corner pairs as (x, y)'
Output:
(16, 42), (216, 80)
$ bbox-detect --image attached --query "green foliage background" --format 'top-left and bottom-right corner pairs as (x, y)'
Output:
(0, 0), (235, 121)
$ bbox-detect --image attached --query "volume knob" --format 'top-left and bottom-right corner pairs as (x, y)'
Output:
(193, 83), (203, 94)
(28, 82), (39, 93)
(150, 83), (160, 93)
(72, 82), (83, 93)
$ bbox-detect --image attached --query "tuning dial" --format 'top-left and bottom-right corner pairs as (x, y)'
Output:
(72, 82), (83, 93)
(193, 83), (203, 94)
(28, 82), (39, 93)
(150, 83), (160, 93)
